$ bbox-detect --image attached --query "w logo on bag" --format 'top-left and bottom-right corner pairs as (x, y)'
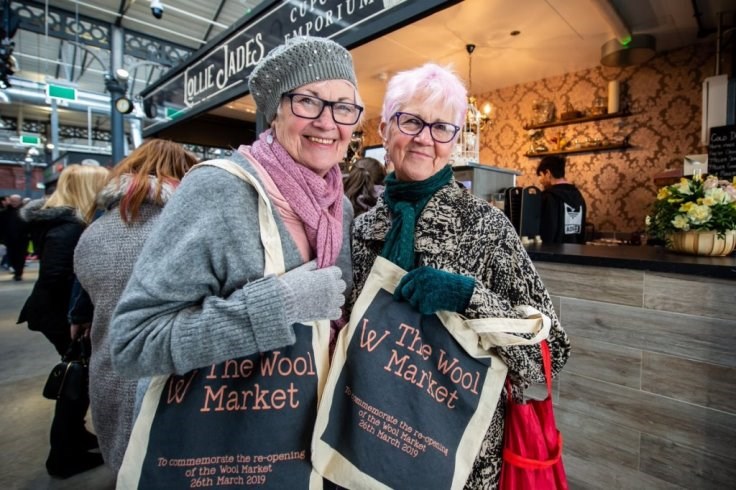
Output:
(166, 370), (198, 404)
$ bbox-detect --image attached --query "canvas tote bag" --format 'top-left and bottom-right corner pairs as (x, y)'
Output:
(118, 160), (330, 490)
(312, 256), (551, 490)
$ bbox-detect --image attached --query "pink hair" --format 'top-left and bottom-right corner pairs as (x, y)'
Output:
(380, 63), (467, 131)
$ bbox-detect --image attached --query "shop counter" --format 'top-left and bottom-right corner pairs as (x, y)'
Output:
(524, 242), (735, 279)
(523, 242), (736, 488)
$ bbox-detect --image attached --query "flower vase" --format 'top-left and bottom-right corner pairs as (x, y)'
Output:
(666, 230), (736, 256)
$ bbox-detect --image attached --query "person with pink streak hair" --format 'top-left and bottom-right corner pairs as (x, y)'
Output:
(350, 63), (571, 489)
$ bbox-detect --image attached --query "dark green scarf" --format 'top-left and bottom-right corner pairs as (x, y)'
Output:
(380, 165), (453, 270)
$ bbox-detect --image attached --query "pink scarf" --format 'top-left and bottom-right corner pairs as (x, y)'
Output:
(250, 129), (344, 268)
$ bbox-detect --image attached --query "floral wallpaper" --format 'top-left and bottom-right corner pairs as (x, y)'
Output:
(362, 43), (727, 235)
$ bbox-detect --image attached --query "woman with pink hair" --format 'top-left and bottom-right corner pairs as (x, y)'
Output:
(350, 63), (571, 488)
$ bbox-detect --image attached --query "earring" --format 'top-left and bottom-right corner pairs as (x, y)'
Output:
(266, 133), (274, 144)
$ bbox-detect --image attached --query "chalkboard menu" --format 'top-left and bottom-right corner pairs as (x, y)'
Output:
(708, 125), (736, 180)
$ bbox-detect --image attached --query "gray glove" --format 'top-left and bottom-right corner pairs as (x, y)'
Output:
(277, 260), (346, 324)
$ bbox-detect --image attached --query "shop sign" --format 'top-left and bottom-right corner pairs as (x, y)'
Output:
(141, 0), (458, 135)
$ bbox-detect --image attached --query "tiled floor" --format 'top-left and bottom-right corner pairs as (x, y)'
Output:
(0, 263), (115, 489)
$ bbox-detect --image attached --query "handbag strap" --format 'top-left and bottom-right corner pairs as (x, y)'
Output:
(63, 336), (88, 363)
(190, 160), (286, 275)
(541, 339), (552, 395)
(506, 339), (552, 401)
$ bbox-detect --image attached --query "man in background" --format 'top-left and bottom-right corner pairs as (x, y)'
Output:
(536, 156), (586, 244)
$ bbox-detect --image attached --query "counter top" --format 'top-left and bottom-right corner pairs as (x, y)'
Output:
(524, 243), (736, 279)
(452, 163), (522, 175)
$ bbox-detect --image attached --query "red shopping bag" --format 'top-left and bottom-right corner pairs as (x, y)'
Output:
(499, 341), (568, 490)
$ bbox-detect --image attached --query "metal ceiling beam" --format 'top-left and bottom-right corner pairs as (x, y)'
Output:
(78, 50), (91, 80)
(15, 1), (193, 59)
(114, 0), (127, 27)
(54, 42), (63, 80)
(203, 0), (227, 43)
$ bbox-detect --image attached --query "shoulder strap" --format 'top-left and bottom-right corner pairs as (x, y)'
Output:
(190, 159), (285, 276)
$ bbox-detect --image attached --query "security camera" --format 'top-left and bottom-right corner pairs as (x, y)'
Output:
(150, 0), (164, 19)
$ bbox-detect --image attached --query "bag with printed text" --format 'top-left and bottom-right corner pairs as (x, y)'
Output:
(312, 256), (551, 489)
(118, 161), (330, 490)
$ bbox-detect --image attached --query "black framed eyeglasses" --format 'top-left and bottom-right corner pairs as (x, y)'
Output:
(283, 93), (363, 125)
(393, 112), (460, 143)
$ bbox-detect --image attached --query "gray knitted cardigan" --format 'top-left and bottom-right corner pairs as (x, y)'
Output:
(74, 174), (176, 473)
(109, 150), (353, 378)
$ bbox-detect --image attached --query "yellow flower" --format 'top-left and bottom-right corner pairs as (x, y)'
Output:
(674, 178), (692, 195)
(679, 201), (694, 212)
(702, 196), (716, 206)
(672, 214), (690, 230)
(657, 187), (671, 200)
(686, 204), (711, 225)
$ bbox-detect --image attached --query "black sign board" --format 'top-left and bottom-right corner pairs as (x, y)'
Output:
(708, 125), (736, 180)
(140, 0), (459, 137)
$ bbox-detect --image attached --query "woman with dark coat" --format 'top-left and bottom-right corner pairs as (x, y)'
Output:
(18, 163), (109, 478)
(351, 64), (571, 489)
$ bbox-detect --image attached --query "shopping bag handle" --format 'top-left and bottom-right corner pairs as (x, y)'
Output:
(62, 336), (88, 363)
(540, 339), (552, 394)
(506, 339), (552, 400)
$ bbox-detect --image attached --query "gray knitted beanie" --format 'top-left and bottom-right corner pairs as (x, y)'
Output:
(248, 36), (357, 123)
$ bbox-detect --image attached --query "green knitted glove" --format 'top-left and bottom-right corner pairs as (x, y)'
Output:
(394, 266), (475, 315)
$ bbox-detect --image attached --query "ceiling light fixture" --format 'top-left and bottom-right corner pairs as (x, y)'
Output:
(115, 68), (129, 83)
(600, 34), (656, 67)
(465, 44), (491, 131)
(590, 0), (656, 67)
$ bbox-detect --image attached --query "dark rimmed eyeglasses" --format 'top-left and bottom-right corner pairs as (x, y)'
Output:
(283, 93), (364, 125)
(393, 112), (460, 143)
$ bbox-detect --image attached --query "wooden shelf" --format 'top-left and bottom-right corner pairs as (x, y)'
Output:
(523, 110), (632, 130)
(525, 139), (630, 158)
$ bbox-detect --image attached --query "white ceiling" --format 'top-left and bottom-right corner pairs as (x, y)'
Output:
(344, 0), (731, 119)
(3, 0), (733, 134)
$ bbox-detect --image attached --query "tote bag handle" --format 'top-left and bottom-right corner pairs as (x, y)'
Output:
(191, 160), (285, 275)
(460, 304), (552, 349)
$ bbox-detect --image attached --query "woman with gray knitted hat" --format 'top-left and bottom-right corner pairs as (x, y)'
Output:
(109, 36), (361, 483)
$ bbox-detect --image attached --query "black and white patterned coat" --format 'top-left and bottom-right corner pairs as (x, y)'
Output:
(351, 182), (571, 489)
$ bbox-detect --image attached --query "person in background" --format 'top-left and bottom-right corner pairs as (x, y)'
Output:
(350, 63), (571, 489)
(0, 195), (9, 270)
(2, 194), (30, 280)
(110, 36), (359, 381)
(17, 164), (109, 478)
(344, 156), (386, 216)
(536, 155), (586, 244)
(73, 139), (198, 475)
